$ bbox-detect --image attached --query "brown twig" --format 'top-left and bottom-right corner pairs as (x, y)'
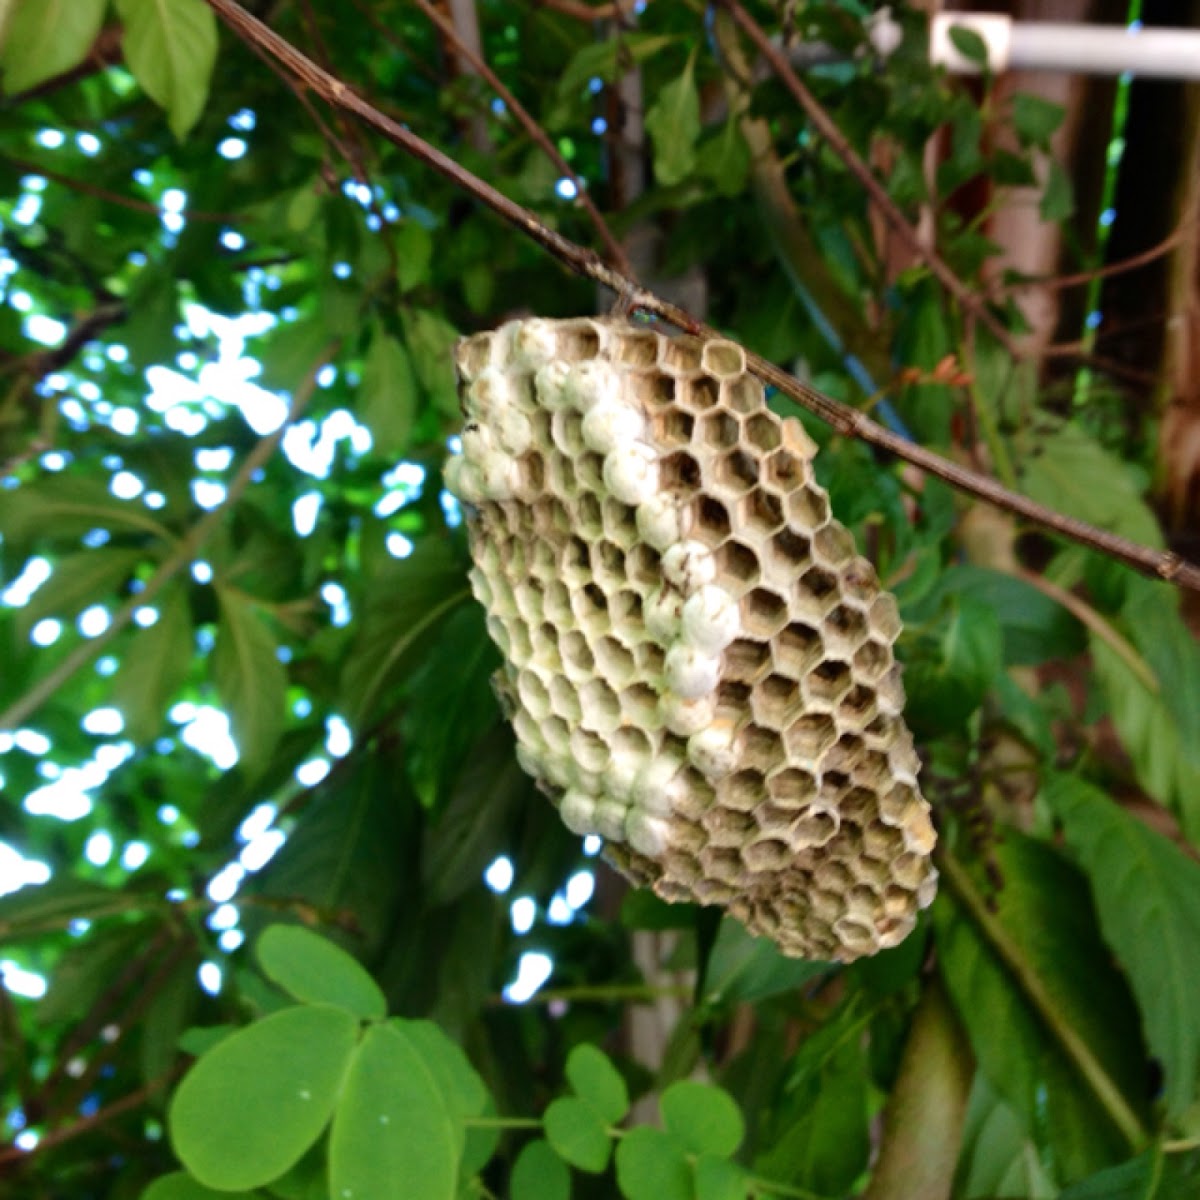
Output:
(528, 0), (638, 20)
(718, 0), (1021, 359)
(411, 0), (634, 276)
(199, 0), (1200, 595)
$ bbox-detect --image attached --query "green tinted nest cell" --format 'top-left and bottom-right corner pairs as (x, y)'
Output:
(446, 318), (937, 961)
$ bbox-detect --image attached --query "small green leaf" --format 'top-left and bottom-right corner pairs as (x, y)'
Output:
(694, 1155), (749, 1200)
(255, 925), (386, 1020)
(697, 118), (750, 198)
(360, 326), (417, 456)
(169, 1004), (358, 1190)
(645, 53), (701, 187)
(557, 34), (676, 96)
(1045, 774), (1200, 1117)
(328, 1024), (460, 1200)
(0, 0), (107, 94)
(543, 1097), (611, 1174)
(212, 585), (287, 779)
(1040, 158), (1075, 222)
(402, 307), (460, 418)
(661, 1080), (744, 1158)
(112, 583), (193, 744)
(114, 0), (218, 138)
(948, 25), (989, 67)
(614, 1127), (691, 1200)
(141, 1172), (259, 1200)
(395, 221), (434, 293)
(1012, 93), (1065, 147)
(511, 1140), (571, 1200)
(565, 1044), (628, 1124)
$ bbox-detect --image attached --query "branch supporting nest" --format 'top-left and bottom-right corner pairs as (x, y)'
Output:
(201, 0), (1200, 595)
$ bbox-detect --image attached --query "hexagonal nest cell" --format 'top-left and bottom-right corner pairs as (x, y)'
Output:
(444, 318), (937, 962)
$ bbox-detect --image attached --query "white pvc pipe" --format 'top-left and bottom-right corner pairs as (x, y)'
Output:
(929, 13), (1200, 79)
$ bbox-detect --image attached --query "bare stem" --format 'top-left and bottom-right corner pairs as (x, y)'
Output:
(198, 0), (1200, 595)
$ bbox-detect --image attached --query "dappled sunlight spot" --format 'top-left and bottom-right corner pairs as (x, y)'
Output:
(110, 470), (144, 500)
(219, 930), (245, 952)
(440, 490), (463, 528)
(547, 895), (573, 925)
(293, 696), (313, 718)
(83, 528), (111, 548)
(0, 841), (51, 898)
(110, 407), (139, 435)
(2, 555), (51, 606)
(197, 962), (223, 995)
(12, 729), (50, 756)
(81, 708), (124, 736)
(582, 835), (602, 856)
(218, 137), (247, 160)
(95, 655), (118, 676)
(77, 133), (101, 156)
(144, 491), (167, 509)
(564, 870), (594, 910)
(229, 108), (256, 131)
(292, 491), (322, 536)
(31, 619), (61, 647)
(35, 129), (65, 148)
(238, 803), (277, 843)
(325, 716), (351, 758)
(24, 772), (95, 821)
(484, 855), (514, 894)
(78, 605), (110, 638)
(195, 446), (234, 472)
(282, 410), (372, 478)
(158, 804), (180, 824)
(85, 831), (113, 866)
(24, 314), (64, 345)
(295, 757), (330, 787)
(12, 194), (42, 227)
(240, 829), (286, 871)
(510, 896), (536, 935)
(192, 561), (214, 584)
(221, 231), (245, 252)
(0, 962), (47, 1000)
(385, 532), (413, 558)
(321, 582), (351, 627)
(192, 479), (227, 510)
(208, 903), (239, 931)
(120, 841), (149, 870)
(502, 952), (553, 1004)
(176, 706), (239, 770)
(207, 863), (245, 903)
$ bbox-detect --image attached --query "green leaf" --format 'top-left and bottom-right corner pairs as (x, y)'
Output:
(1020, 424), (1161, 550)
(402, 307), (460, 418)
(395, 221), (434, 293)
(16, 547), (142, 640)
(1058, 1149), (1200, 1199)
(328, 1023), (460, 1200)
(936, 836), (1148, 1183)
(557, 34), (676, 96)
(565, 1044), (628, 1124)
(169, 1004), (358, 1190)
(141, 957), (199, 1087)
(0, 0), (107, 94)
(644, 54), (701, 187)
(255, 925), (387, 1020)
(1091, 635), (1200, 838)
(0, 878), (129, 940)
(1040, 158), (1075, 222)
(511, 1140), (571, 1200)
(1045, 774), (1200, 1117)
(543, 1097), (611, 1174)
(114, 0), (218, 138)
(703, 916), (831, 1005)
(696, 118), (750, 198)
(614, 1127), (691, 1200)
(360, 326), (417, 457)
(948, 24), (989, 67)
(112, 582), (193, 743)
(212, 584), (287, 779)
(0, 477), (173, 546)
(953, 1075), (1056, 1200)
(661, 1080), (743, 1158)
(1012, 93), (1065, 147)
(141, 1172), (260, 1200)
(694, 1156), (749, 1200)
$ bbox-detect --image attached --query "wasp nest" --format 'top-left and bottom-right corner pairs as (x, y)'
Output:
(444, 318), (936, 961)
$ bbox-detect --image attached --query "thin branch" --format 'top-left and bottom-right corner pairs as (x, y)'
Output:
(718, 0), (1021, 359)
(410, 0), (634, 276)
(198, 0), (1200, 595)
(937, 848), (1147, 1152)
(528, 0), (638, 20)
(0, 339), (340, 732)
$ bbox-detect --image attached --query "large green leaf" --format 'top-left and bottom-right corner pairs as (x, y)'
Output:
(359, 326), (417, 457)
(1091, 635), (1200, 839)
(953, 1075), (1056, 1200)
(141, 1172), (260, 1200)
(1045, 774), (1200, 1117)
(255, 924), (387, 1020)
(169, 1004), (358, 1190)
(644, 54), (701, 187)
(0, 0), (107, 93)
(328, 1023), (460, 1200)
(111, 581), (193, 743)
(16, 547), (142, 639)
(212, 585), (287, 780)
(114, 0), (218, 138)
(0, 477), (173, 545)
(937, 836), (1148, 1184)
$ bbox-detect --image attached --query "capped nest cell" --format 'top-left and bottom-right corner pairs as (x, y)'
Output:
(444, 318), (937, 961)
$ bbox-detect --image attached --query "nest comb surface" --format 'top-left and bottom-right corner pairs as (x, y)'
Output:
(445, 318), (937, 961)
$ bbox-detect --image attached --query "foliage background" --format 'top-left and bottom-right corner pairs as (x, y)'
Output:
(2, 0), (1200, 1197)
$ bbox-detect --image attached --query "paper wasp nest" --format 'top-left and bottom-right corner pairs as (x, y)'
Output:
(444, 318), (937, 961)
